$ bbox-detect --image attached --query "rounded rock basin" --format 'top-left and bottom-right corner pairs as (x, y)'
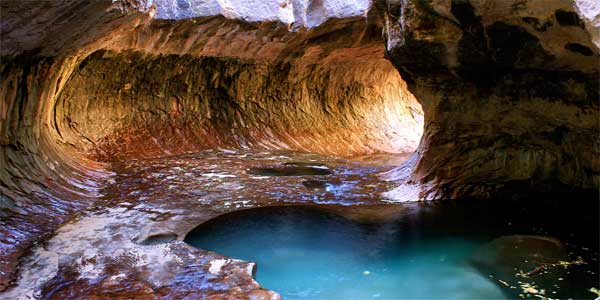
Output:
(247, 163), (333, 176)
(185, 206), (507, 299)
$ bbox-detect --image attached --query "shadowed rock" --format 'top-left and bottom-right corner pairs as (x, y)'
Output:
(248, 166), (332, 176)
(301, 179), (329, 189)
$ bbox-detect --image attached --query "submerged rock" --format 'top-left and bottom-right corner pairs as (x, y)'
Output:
(248, 166), (332, 176)
(471, 235), (571, 297)
(283, 162), (328, 167)
(472, 235), (568, 271)
(301, 179), (329, 189)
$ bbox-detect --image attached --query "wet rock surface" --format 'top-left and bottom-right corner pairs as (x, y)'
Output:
(2, 149), (598, 299)
(1, 150), (411, 299)
(301, 179), (329, 189)
(2, 148), (597, 299)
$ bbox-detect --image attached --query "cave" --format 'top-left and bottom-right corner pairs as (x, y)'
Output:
(0, 0), (598, 299)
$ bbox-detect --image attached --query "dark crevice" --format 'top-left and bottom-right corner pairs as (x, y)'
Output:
(564, 43), (594, 56)
(554, 9), (585, 28)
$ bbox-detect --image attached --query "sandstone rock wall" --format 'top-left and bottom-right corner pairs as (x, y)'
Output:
(383, 0), (599, 198)
(0, 55), (111, 290)
(56, 49), (422, 161)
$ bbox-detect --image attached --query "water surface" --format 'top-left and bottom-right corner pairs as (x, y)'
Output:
(186, 201), (599, 300)
(187, 206), (503, 299)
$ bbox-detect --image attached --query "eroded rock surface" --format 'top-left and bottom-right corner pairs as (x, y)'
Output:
(2, 150), (409, 299)
(56, 48), (423, 161)
(383, 0), (599, 198)
(0, 1), (422, 292)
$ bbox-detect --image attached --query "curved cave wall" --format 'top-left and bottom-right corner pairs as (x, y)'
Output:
(383, 0), (600, 198)
(1, 55), (114, 289)
(0, 1), (423, 289)
(56, 49), (423, 161)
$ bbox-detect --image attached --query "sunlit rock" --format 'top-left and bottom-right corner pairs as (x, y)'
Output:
(148, 0), (372, 28)
(574, 0), (600, 49)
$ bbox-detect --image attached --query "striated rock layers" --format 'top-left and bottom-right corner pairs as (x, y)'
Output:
(56, 46), (422, 161)
(1, 0), (421, 294)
